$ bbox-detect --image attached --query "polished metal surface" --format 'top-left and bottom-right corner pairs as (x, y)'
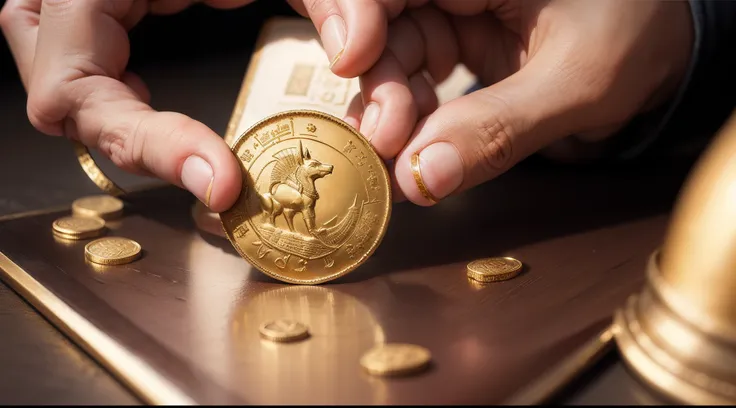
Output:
(0, 149), (693, 404)
(614, 112), (736, 405)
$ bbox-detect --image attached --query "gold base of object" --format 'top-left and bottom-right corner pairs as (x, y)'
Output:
(613, 251), (736, 405)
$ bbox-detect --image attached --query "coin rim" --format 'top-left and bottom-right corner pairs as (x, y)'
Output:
(72, 195), (124, 220)
(52, 229), (103, 241)
(52, 216), (106, 236)
(360, 343), (432, 376)
(258, 319), (310, 342)
(84, 237), (142, 265)
(466, 257), (523, 283)
(219, 109), (393, 285)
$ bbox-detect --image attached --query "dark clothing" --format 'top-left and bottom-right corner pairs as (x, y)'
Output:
(615, 0), (736, 159)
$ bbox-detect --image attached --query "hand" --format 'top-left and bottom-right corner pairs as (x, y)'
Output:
(0, 0), (257, 212)
(290, 0), (694, 205)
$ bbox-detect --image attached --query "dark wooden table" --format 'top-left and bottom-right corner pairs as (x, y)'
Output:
(0, 1), (710, 404)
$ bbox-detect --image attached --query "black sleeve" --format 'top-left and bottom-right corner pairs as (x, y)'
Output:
(610, 0), (736, 160)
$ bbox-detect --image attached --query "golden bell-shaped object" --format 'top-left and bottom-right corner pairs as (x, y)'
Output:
(613, 111), (736, 404)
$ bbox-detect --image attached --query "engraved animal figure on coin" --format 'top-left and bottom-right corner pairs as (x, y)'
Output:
(251, 139), (365, 262)
(259, 141), (333, 234)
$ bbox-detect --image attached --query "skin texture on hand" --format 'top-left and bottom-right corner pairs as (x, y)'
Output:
(288, 0), (695, 205)
(0, 0), (694, 210)
(0, 0), (257, 212)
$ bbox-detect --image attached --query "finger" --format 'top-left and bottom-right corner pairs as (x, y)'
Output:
(357, 49), (416, 160)
(345, 70), (434, 147)
(343, 97), (407, 203)
(72, 77), (242, 211)
(286, 0), (415, 77)
(408, 71), (438, 117)
(0, 0), (41, 89)
(121, 0), (148, 30)
(399, 6), (459, 84)
(148, 0), (196, 15)
(202, 0), (256, 9)
(393, 51), (592, 206)
(386, 159), (407, 203)
(343, 92), (363, 130)
(29, 0), (241, 210)
(121, 71), (151, 105)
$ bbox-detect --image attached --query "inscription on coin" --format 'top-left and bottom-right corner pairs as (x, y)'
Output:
(72, 195), (124, 220)
(220, 110), (392, 285)
(85, 237), (142, 265)
(259, 319), (310, 342)
(360, 343), (432, 377)
(52, 216), (106, 240)
(466, 257), (523, 283)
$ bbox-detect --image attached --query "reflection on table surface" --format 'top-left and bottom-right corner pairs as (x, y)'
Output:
(0, 150), (696, 404)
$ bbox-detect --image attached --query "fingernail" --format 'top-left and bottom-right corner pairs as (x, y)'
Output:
(359, 102), (380, 140)
(181, 155), (214, 207)
(414, 142), (464, 201)
(321, 14), (347, 69)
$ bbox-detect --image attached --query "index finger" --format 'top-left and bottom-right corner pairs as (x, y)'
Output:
(28, 0), (242, 211)
(287, 0), (428, 78)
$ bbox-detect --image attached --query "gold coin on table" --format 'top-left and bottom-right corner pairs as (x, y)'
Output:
(72, 195), (124, 220)
(360, 343), (432, 377)
(258, 319), (310, 343)
(85, 237), (142, 265)
(220, 110), (392, 285)
(52, 216), (106, 240)
(466, 257), (523, 283)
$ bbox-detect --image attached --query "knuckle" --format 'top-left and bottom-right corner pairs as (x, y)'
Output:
(476, 119), (514, 175)
(307, 0), (338, 16)
(98, 117), (145, 172)
(473, 98), (515, 175)
(26, 89), (63, 134)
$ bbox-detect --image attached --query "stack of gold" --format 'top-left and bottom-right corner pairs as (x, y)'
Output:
(51, 194), (142, 266)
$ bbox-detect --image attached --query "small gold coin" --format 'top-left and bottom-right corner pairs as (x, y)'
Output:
(360, 343), (432, 377)
(466, 257), (523, 283)
(72, 195), (124, 220)
(258, 319), (310, 342)
(84, 237), (142, 265)
(220, 110), (392, 285)
(52, 216), (106, 240)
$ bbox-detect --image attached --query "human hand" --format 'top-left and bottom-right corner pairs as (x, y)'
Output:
(0, 0), (259, 212)
(290, 0), (695, 205)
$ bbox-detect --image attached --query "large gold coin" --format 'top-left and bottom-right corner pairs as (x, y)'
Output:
(85, 237), (142, 265)
(360, 343), (432, 377)
(72, 195), (124, 220)
(258, 319), (310, 343)
(220, 110), (392, 285)
(466, 257), (523, 282)
(52, 216), (106, 240)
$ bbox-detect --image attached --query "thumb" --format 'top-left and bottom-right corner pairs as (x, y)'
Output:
(393, 56), (593, 206)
